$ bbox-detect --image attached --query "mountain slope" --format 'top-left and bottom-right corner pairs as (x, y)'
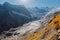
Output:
(14, 7), (60, 36)
(1, 7), (60, 40)
(0, 2), (32, 32)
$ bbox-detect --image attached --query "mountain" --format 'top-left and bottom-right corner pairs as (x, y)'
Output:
(28, 7), (52, 20)
(3, 2), (31, 17)
(0, 2), (53, 33)
(0, 2), (55, 39)
(0, 2), (32, 32)
(0, 7), (59, 40)
(11, 7), (60, 36)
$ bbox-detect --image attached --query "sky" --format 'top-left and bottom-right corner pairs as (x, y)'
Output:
(0, 0), (60, 8)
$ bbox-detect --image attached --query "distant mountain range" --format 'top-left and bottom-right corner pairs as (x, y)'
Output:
(28, 7), (52, 20)
(0, 2), (52, 32)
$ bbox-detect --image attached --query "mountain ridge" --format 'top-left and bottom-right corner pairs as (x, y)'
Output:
(0, 2), (32, 32)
